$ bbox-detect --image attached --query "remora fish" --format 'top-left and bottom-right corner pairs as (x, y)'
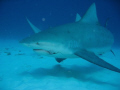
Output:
(20, 3), (120, 73)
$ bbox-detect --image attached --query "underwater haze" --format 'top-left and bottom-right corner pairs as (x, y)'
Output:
(0, 0), (120, 90)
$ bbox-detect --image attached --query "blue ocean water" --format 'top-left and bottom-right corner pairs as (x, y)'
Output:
(0, 0), (120, 44)
(0, 0), (120, 90)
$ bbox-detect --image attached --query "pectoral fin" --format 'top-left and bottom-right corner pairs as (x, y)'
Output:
(74, 49), (120, 73)
(110, 50), (115, 56)
(26, 18), (41, 33)
(55, 58), (66, 63)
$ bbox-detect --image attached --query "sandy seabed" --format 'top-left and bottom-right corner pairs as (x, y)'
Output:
(0, 39), (120, 90)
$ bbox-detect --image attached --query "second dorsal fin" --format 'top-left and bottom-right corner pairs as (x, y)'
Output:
(75, 13), (81, 22)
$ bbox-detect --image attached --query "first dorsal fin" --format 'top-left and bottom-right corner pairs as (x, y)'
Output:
(80, 3), (99, 24)
(26, 18), (41, 33)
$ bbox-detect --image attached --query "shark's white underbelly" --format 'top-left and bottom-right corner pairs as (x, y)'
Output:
(33, 45), (111, 58)
(34, 49), (78, 58)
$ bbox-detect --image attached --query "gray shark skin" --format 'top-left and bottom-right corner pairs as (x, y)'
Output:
(20, 3), (120, 73)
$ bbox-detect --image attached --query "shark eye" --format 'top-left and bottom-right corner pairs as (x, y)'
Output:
(36, 42), (40, 45)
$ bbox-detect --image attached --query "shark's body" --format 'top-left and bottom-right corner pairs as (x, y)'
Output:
(20, 3), (120, 73)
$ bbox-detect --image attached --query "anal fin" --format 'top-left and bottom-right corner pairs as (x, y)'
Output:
(74, 49), (120, 73)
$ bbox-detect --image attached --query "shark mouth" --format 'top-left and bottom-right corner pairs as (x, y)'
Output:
(33, 49), (44, 51)
(33, 49), (49, 53)
(33, 49), (56, 55)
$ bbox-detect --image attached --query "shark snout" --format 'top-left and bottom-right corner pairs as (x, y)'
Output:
(19, 40), (25, 44)
(19, 39), (42, 49)
(19, 39), (30, 47)
(19, 42), (29, 47)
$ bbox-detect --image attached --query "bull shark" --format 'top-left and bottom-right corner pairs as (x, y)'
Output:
(20, 3), (120, 73)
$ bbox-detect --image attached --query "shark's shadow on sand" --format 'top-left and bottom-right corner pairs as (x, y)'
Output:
(20, 64), (119, 87)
